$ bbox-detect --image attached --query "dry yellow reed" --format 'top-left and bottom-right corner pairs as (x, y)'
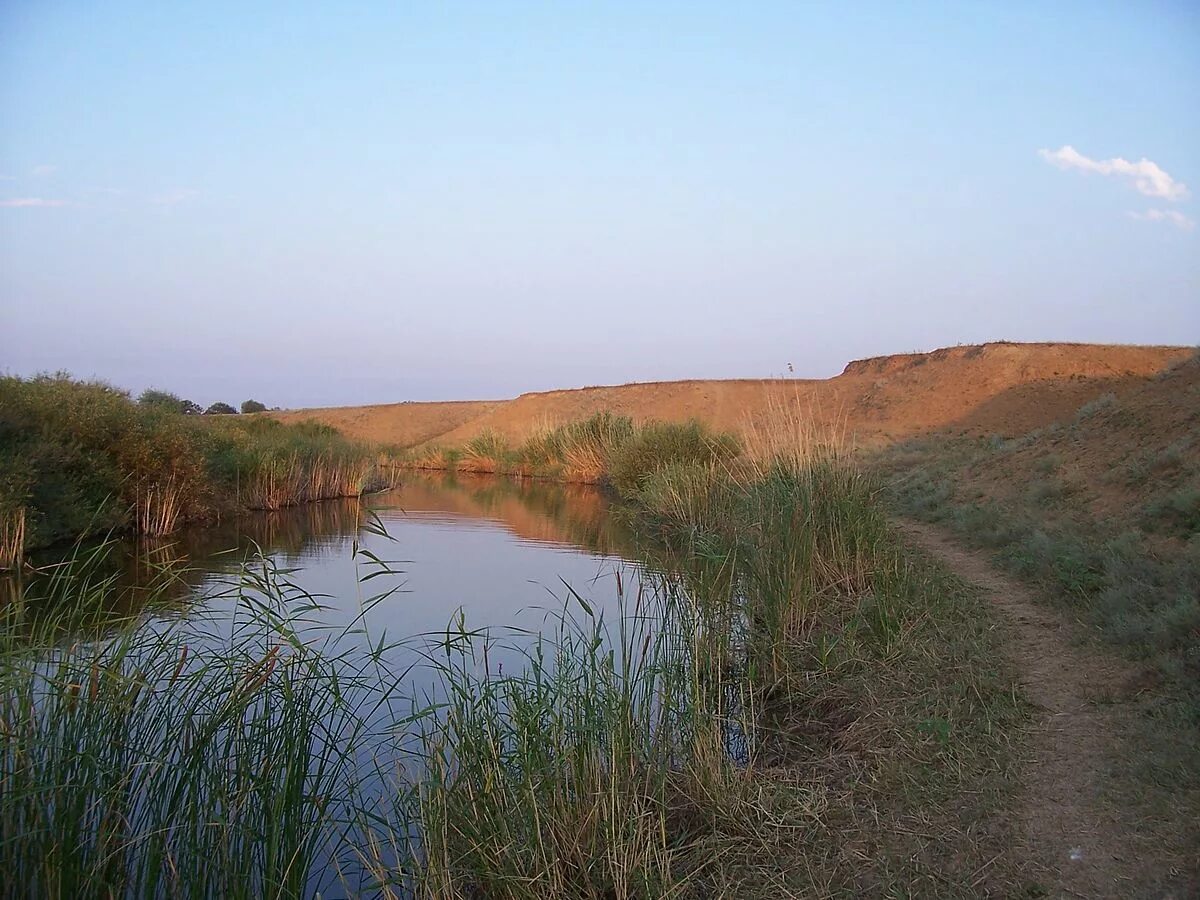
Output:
(0, 508), (26, 569)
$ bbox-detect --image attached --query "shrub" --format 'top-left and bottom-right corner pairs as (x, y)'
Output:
(203, 402), (237, 415)
(1144, 488), (1200, 538)
(0, 375), (391, 557)
(241, 399), (268, 414)
(138, 389), (201, 415)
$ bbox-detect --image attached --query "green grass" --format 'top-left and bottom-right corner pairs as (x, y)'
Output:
(373, 434), (1027, 896)
(875, 435), (1200, 721)
(873, 416), (1200, 880)
(406, 412), (741, 492)
(0, 374), (398, 564)
(0, 540), (388, 898)
(1, 420), (1028, 897)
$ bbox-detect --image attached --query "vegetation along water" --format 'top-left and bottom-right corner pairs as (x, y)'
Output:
(0, 396), (1045, 898)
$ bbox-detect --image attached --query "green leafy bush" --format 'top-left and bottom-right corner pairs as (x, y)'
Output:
(0, 375), (391, 556)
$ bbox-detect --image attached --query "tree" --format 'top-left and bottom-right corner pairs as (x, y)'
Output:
(138, 389), (201, 415)
(203, 402), (238, 415)
(240, 399), (267, 414)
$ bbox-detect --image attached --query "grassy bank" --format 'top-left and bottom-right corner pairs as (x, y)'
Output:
(873, 360), (1199, 727)
(871, 356), (1200, 883)
(377, 431), (1027, 896)
(1, 414), (1028, 896)
(0, 374), (398, 567)
(403, 412), (741, 488)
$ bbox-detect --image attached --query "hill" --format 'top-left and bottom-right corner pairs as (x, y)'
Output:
(269, 342), (1191, 449)
(269, 399), (500, 448)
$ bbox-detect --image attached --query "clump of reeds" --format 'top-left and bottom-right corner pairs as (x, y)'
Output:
(406, 413), (739, 494)
(0, 538), (398, 898)
(242, 454), (384, 511)
(360, 570), (759, 899)
(0, 507), (25, 569)
(135, 473), (186, 536)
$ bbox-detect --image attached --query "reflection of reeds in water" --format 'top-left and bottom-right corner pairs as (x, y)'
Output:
(1, 508), (25, 570)
(401, 473), (641, 560)
(244, 499), (367, 563)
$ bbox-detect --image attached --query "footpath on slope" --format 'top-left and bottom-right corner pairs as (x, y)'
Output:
(897, 521), (1194, 900)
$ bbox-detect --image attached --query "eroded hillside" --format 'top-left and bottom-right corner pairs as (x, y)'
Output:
(270, 342), (1190, 449)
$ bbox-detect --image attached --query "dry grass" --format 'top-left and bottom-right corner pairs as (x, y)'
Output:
(739, 390), (852, 475)
(0, 508), (25, 570)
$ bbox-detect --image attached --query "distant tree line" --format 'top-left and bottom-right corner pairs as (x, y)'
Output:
(136, 391), (270, 415)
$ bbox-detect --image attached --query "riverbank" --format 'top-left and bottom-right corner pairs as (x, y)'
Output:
(0, 374), (399, 568)
(1, 412), (1039, 896)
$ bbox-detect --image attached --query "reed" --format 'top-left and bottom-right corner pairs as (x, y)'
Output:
(0, 540), (395, 898)
(0, 507), (25, 569)
(135, 472), (187, 536)
(380, 578), (751, 899)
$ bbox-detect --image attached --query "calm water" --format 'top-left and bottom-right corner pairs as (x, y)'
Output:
(4, 473), (674, 895)
(6, 471), (658, 657)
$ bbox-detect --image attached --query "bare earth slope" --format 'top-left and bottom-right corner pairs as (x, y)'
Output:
(272, 342), (1190, 449)
(270, 399), (500, 448)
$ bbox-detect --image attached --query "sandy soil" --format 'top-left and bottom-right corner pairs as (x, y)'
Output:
(269, 342), (1191, 450)
(269, 399), (500, 448)
(951, 352), (1200, 523)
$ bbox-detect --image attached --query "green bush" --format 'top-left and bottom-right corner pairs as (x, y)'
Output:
(138, 389), (201, 415)
(241, 399), (268, 414)
(1144, 488), (1200, 538)
(0, 375), (387, 555)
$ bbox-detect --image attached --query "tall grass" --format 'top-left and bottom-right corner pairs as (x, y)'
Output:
(0, 535), (401, 898)
(369, 575), (752, 898)
(2, 413), (1025, 896)
(407, 412), (739, 492)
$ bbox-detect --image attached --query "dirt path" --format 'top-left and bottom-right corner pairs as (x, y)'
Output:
(897, 520), (1191, 899)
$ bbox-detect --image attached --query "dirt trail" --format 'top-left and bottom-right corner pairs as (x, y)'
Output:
(897, 521), (1190, 899)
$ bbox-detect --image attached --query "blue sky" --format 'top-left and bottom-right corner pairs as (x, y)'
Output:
(2, 2), (1197, 407)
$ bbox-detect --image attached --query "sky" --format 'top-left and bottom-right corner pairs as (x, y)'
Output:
(1, 2), (1198, 408)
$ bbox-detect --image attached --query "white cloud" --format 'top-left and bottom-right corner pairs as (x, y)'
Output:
(150, 188), (199, 205)
(0, 197), (66, 208)
(1127, 208), (1195, 231)
(31, 164), (58, 177)
(1039, 145), (1189, 201)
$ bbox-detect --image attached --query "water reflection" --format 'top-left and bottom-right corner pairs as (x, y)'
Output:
(3, 473), (649, 640)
